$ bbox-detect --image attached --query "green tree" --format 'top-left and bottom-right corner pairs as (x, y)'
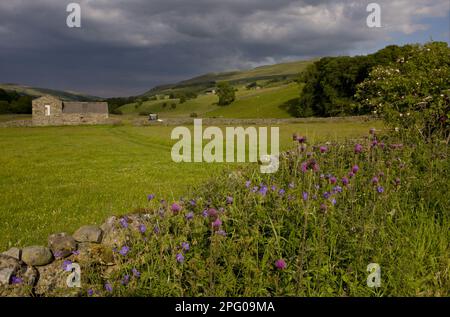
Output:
(217, 82), (235, 106)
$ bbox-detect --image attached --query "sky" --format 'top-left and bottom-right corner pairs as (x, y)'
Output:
(0, 0), (449, 97)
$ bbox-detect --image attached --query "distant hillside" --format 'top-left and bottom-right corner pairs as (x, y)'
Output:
(143, 59), (315, 97)
(0, 83), (101, 101)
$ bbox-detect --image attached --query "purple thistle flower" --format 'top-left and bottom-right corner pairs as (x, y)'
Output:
(342, 177), (349, 186)
(352, 165), (359, 174)
(132, 268), (141, 278)
(185, 212), (194, 221)
(394, 177), (401, 186)
(319, 146), (328, 153)
(226, 196), (233, 204)
(119, 246), (130, 256)
(377, 186), (384, 193)
(312, 163), (320, 172)
(372, 176), (379, 185)
(105, 283), (113, 293)
(275, 259), (287, 270)
(302, 192), (308, 201)
(330, 176), (337, 184)
(121, 275), (130, 286)
(11, 276), (23, 285)
(171, 203), (182, 214)
(212, 218), (222, 229)
(207, 208), (218, 220)
(176, 253), (184, 263)
(297, 136), (307, 143)
(147, 194), (155, 201)
(348, 171), (355, 178)
(119, 217), (128, 229)
(301, 162), (307, 172)
(139, 224), (147, 234)
(354, 143), (363, 153)
(181, 242), (190, 252)
(62, 260), (72, 272)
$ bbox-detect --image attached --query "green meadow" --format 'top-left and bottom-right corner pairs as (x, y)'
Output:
(0, 119), (382, 250)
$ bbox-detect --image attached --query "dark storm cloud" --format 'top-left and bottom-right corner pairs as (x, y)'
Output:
(0, 0), (448, 97)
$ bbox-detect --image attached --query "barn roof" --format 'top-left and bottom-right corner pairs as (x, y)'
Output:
(62, 102), (108, 114)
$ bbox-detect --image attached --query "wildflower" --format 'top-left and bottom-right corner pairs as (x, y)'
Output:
(297, 136), (307, 143)
(312, 163), (320, 172)
(181, 242), (190, 252)
(147, 194), (155, 201)
(329, 176), (337, 184)
(371, 140), (378, 147)
(87, 289), (94, 296)
(252, 186), (259, 193)
(377, 186), (384, 193)
(301, 162), (307, 172)
(278, 189), (285, 196)
(271, 185), (277, 191)
(121, 275), (130, 286)
(331, 198), (337, 205)
(372, 177), (379, 185)
(139, 224), (147, 234)
(11, 276), (23, 285)
(212, 218), (222, 229)
(320, 203), (327, 212)
(348, 171), (355, 178)
(202, 209), (208, 217)
(342, 177), (349, 186)
(176, 253), (184, 263)
(333, 186), (343, 193)
(352, 165), (359, 174)
(354, 144), (363, 153)
(245, 180), (251, 188)
(54, 251), (63, 259)
(189, 199), (196, 206)
(216, 230), (227, 237)
(105, 283), (113, 293)
(394, 177), (401, 186)
(302, 192), (308, 201)
(319, 146), (328, 153)
(119, 246), (130, 256)
(275, 259), (287, 270)
(153, 225), (160, 234)
(119, 217), (128, 229)
(226, 196), (233, 204)
(207, 208), (218, 220)
(323, 192), (331, 199)
(185, 212), (194, 221)
(72, 250), (80, 256)
(171, 202), (182, 213)
(132, 268), (141, 278)
(259, 186), (268, 196)
(62, 260), (72, 272)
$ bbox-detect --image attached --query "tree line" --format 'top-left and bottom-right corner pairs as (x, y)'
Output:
(0, 89), (33, 114)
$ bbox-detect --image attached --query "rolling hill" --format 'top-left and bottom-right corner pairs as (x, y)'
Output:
(0, 83), (101, 101)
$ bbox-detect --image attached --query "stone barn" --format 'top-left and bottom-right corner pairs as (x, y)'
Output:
(32, 95), (109, 126)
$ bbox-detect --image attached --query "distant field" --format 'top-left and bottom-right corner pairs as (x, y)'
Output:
(119, 83), (299, 118)
(0, 118), (383, 250)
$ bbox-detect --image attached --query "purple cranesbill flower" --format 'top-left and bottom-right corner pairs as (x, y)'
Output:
(342, 177), (349, 186)
(252, 186), (259, 193)
(119, 246), (130, 256)
(147, 194), (155, 201)
(202, 209), (208, 217)
(323, 192), (331, 199)
(139, 224), (146, 234)
(62, 260), (72, 272)
(54, 250), (63, 259)
(278, 189), (285, 196)
(121, 275), (130, 286)
(105, 283), (113, 293)
(372, 176), (379, 185)
(352, 165), (359, 174)
(176, 253), (184, 263)
(181, 242), (190, 252)
(226, 196), (233, 204)
(153, 225), (160, 234)
(330, 176), (337, 184)
(348, 171), (355, 178)
(302, 192), (308, 201)
(11, 276), (23, 285)
(185, 212), (194, 221)
(334, 186), (343, 193)
(259, 186), (268, 196)
(216, 230), (227, 237)
(171, 202), (182, 213)
(189, 199), (196, 206)
(331, 198), (337, 205)
(132, 268), (141, 278)
(377, 186), (384, 193)
(271, 185), (277, 191)
(354, 144), (363, 153)
(319, 146), (328, 153)
(87, 289), (94, 296)
(212, 218), (222, 229)
(119, 217), (128, 229)
(275, 259), (287, 270)
(245, 180), (251, 188)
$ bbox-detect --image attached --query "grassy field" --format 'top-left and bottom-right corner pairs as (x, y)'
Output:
(0, 118), (383, 251)
(119, 84), (299, 118)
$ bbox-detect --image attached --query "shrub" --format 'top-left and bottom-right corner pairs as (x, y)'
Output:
(217, 81), (235, 106)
